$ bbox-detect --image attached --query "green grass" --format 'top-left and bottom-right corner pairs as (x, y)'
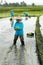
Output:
(0, 6), (43, 18)
(35, 17), (43, 65)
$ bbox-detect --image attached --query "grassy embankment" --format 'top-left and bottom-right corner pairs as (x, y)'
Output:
(0, 6), (43, 18)
(35, 17), (43, 65)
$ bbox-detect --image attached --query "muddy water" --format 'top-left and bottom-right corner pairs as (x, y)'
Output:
(0, 17), (40, 65)
(39, 15), (43, 36)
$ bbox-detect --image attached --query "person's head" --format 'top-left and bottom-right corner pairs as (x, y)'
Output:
(16, 19), (22, 22)
(16, 17), (22, 22)
(10, 18), (13, 21)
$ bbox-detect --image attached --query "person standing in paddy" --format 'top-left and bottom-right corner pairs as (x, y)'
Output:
(10, 10), (14, 27)
(10, 17), (25, 46)
(24, 12), (28, 20)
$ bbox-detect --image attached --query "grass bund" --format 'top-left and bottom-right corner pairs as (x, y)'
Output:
(0, 6), (43, 18)
(35, 17), (43, 65)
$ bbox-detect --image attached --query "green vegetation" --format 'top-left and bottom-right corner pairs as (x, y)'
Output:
(35, 17), (43, 65)
(0, 6), (43, 18)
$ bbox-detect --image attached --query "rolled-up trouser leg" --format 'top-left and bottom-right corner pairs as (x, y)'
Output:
(13, 35), (18, 45)
(20, 36), (25, 45)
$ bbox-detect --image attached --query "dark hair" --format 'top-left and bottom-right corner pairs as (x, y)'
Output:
(10, 18), (13, 21)
(16, 19), (22, 22)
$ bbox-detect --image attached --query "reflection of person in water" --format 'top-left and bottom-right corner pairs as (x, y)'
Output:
(10, 17), (25, 46)
(18, 46), (26, 65)
(14, 45), (26, 65)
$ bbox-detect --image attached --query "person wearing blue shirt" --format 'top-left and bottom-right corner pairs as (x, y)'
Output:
(24, 12), (28, 17)
(24, 12), (28, 20)
(10, 18), (25, 46)
(11, 10), (14, 17)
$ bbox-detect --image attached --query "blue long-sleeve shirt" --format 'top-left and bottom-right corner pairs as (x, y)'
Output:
(13, 22), (24, 36)
(11, 11), (14, 17)
(24, 12), (28, 17)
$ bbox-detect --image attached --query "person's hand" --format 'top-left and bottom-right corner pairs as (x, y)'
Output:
(15, 27), (20, 30)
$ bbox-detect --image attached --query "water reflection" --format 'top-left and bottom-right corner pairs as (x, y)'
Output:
(18, 46), (26, 65)
(2, 45), (26, 65)
(13, 45), (26, 65)
(0, 17), (39, 65)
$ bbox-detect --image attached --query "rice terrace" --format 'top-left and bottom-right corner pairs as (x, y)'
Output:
(0, 1), (43, 65)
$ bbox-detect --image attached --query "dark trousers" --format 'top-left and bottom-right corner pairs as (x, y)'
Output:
(13, 35), (24, 45)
